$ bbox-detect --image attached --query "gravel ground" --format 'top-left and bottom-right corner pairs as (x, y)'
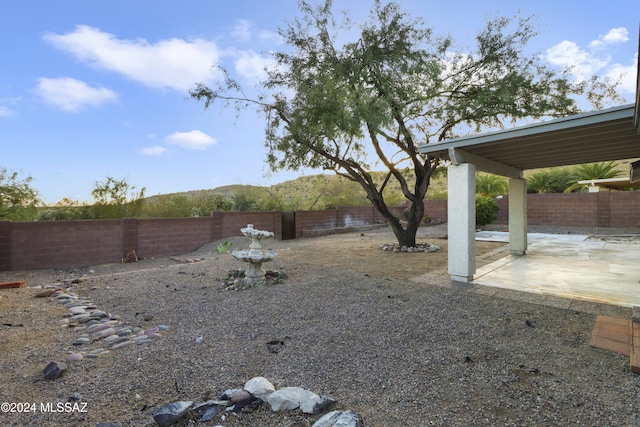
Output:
(0, 223), (639, 427)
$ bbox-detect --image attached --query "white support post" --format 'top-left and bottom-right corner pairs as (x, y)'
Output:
(508, 178), (527, 256)
(447, 163), (476, 282)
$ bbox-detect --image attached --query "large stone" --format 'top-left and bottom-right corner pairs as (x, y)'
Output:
(35, 289), (56, 298)
(313, 411), (343, 427)
(92, 327), (116, 340)
(312, 410), (364, 427)
(244, 376), (275, 402)
(152, 401), (193, 426)
(191, 400), (228, 422)
(312, 395), (337, 415)
(334, 410), (364, 427)
(220, 388), (242, 400)
(230, 390), (251, 403)
(266, 387), (320, 412)
(66, 353), (83, 362)
(43, 361), (67, 380)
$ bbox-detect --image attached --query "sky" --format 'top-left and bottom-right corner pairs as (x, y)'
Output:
(1, 0), (638, 204)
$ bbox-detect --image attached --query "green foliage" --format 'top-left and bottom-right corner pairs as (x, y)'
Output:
(564, 161), (625, 192)
(231, 186), (269, 211)
(140, 191), (233, 218)
(217, 241), (232, 254)
(191, 1), (618, 246)
(91, 177), (146, 219)
(476, 174), (508, 197)
(476, 195), (499, 227)
(35, 198), (92, 221)
(527, 167), (578, 193)
(0, 167), (40, 221)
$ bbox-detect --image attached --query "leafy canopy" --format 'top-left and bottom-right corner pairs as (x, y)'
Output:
(191, 0), (620, 246)
(0, 167), (40, 220)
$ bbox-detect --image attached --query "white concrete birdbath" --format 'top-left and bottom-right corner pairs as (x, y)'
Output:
(231, 224), (278, 284)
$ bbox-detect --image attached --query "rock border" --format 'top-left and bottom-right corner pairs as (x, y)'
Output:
(151, 376), (363, 427)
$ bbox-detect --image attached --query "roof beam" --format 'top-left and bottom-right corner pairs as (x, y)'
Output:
(448, 147), (523, 179)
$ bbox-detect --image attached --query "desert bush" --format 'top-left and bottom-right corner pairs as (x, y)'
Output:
(476, 195), (499, 227)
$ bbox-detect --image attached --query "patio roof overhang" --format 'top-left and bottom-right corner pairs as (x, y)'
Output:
(418, 104), (640, 178)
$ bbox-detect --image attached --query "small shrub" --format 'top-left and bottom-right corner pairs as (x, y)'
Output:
(476, 195), (499, 227)
(217, 241), (232, 254)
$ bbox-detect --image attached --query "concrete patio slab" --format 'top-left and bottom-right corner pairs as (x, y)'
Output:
(473, 232), (640, 308)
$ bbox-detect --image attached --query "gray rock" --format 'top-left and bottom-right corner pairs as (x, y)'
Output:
(87, 323), (113, 334)
(313, 411), (343, 427)
(152, 401), (193, 426)
(244, 376), (275, 402)
(104, 335), (129, 345)
(144, 326), (160, 335)
(220, 388), (241, 400)
(110, 341), (135, 350)
(266, 387), (320, 412)
(43, 361), (67, 380)
(312, 395), (337, 415)
(92, 327), (116, 340)
(311, 410), (364, 427)
(35, 289), (56, 298)
(191, 400), (228, 421)
(312, 410), (364, 427)
(95, 423), (120, 427)
(230, 390), (251, 403)
(72, 337), (91, 346)
(116, 327), (132, 336)
(69, 306), (88, 314)
(68, 392), (82, 401)
(333, 410), (364, 427)
(66, 353), (83, 362)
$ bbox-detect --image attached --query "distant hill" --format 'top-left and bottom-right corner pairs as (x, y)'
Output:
(141, 171), (449, 212)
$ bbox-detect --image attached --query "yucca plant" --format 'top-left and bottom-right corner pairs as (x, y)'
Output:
(564, 161), (623, 192)
(476, 174), (508, 198)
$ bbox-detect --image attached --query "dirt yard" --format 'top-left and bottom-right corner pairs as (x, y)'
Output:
(0, 224), (637, 427)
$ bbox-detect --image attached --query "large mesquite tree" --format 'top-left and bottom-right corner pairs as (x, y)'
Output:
(191, 0), (619, 247)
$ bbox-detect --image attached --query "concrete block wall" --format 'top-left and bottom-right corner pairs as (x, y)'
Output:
(423, 200), (447, 222)
(337, 206), (375, 227)
(2, 192), (638, 271)
(220, 211), (283, 240)
(9, 220), (123, 270)
(0, 221), (12, 271)
(610, 191), (640, 227)
(136, 217), (215, 258)
(295, 210), (337, 238)
(494, 192), (640, 227)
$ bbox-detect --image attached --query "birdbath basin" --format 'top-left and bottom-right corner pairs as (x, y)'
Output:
(231, 224), (278, 284)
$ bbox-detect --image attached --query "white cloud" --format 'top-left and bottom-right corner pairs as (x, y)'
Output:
(545, 27), (635, 95)
(35, 77), (118, 112)
(232, 20), (253, 42)
(165, 130), (216, 150)
(0, 105), (15, 117)
(546, 40), (609, 82)
(589, 27), (629, 49)
(141, 145), (168, 156)
(235, 50), (279, 83)
(606, 53), (638, 94)
(43, 25), (222, 91)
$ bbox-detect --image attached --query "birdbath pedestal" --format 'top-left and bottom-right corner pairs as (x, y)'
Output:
(231, 224), (278, 284)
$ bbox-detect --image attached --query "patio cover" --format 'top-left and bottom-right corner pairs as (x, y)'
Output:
(418, 101), (640, 282)
(420, 104), (639, 175)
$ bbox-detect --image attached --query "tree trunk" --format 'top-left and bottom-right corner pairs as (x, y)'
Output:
(370, 196), (424, 248)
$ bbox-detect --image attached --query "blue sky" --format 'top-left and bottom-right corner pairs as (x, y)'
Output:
(1, 0), (638, 204)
